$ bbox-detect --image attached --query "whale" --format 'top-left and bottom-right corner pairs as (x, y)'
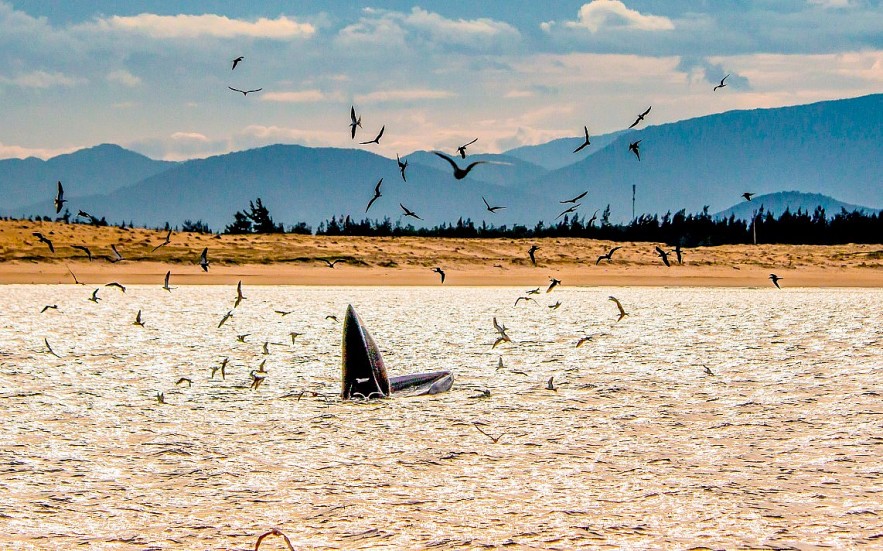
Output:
(341, 304), (453, 399)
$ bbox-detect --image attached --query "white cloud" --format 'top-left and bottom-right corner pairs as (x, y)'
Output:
(1, 70), (85, 88)
(261, 90), (334, 103)
(88, 13), (315, 40)
(808, 0), (856, 8)
(355, 88), (456, 104)
(170, 132), (210, 142)
(548, 1), (675, 33)
(0, 141), (79, 160)
(106, 69), (141, 87)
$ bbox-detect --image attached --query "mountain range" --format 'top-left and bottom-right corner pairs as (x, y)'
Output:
(2, 94), (881, 232)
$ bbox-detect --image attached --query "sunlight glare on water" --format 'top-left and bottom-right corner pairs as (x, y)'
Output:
(0, 285), (881, 549)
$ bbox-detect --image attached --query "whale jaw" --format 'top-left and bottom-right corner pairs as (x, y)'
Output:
(341, 305), (391, 399)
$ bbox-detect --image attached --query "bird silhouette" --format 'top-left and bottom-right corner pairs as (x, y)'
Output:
(769, 273), (783, 289)
(432, 267), (445, 283)
(528, 245), (539, 266)
(218, 310), (233, 328)
(548, 301), (561, 309)
(67, 266), (85, 285)
(655, 246), (671, 267)
(133, 310), (145, 327)
(703, 365), (715, 376)
(156, 392), (164, 404)
(742, 192), (755, 201)
(72, 245), (92, 261)
(109, 244), (124, 263)
(162, 271), (174, 292)
(396, 153), (408, 181)
(325, 315), (339, 322)
(629, 140), (642, 160)
(586, 209), (599, 226)
(547, 278), (561, 293)
(152, 229), (172, 252)
(359, 125), (384, 145)
(526, 287), (540, 295)
(32, 232), (54, 253)
(350, 106), (362, 139)
(546, 376), (557, 391)
(199, 247), (209, 272)
(672, 244), (683, 264)
(433, 151), (487, 180)
(88, 288), (100, 303)
(556, 203), (580, 220)
(54, 181), (67, 213)
(482, 196), (505, 213)
(228, 86), (262, 96)
(573, 126), (591, 153)
(44, 338), (61, 358)
(275, 310), (293, 316)
(233, 280), (245, 308)
(472, 422), (506, 444)
(289, 332), (302, 344)
(40, 304), (58, 313)
(561, 191), (588, 204)
(231, 56), (244, 70)
(175, 377), (192, 387)
(212, 358), (228, 380)
(596, 246), (622, 265)
(576, 335), (593, 348)
(105, 282), (126, 293)
(457, 138), (478, 158)
(514, 296), (537, 306)
(321, 258), (345, 268)
(400, 203), (422, 220)
(713, 74), (730, 92)
(77, 210), (97, 224)
(608, 296), (629, 322)
(366, 178), (383, 212)
(237, 334), (250, 342)
(628, 106), (652, 129)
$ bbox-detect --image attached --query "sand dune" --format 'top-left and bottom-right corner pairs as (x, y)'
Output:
(1, 220), (881, 286)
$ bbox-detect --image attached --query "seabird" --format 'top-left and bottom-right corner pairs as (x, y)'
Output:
(289, 332), (302, 344)
(67, 266), (85, 285)
(133, 310), (145, 327)
(514, 296), (537, 306)
(526, 287), (541, 295)
(54, 181), (67, 213)
(703, 365), (715, 376)
(88, 288), (101, 303)
(556, 203), (580, 220)
(742, 192), (755, 201)
(400, 203), (422, 220)
(655, 246), (671, 267)
(769, 273), (783, 289)
(573, 126), (591, 153)
(629, 140), (642, 161)
(548, 301), (561, 309)
(275, 310), (293, 316)
(628, 106), (652, 129)
(326, 315), (339, 322)
(576, 335), (592, 348)
(32, 232), (54, 253)
(152, 229), (172, 252)
(44, 338), (60, 358)
(40, 305), (58, 313)
(672, 244), (683, 265)
(359, 125), (384, 145)
(528, 245), (539, 266)
(596, 246), (622, 265)
(350, 106), (362, 139)
(175, 377), (192, 387)
(212, 358), (228, 380)
(218, 310), (233, 328)
(547, 278), (561, 292)
(396, 154), (408, 181)
(321, 258), (345, 268)
(199, 247), (209, 272)
(228, 86), (262, 96)
(482, 196), (505, 213)
(561, 191), (588, 204)
(109, 245), (124, 263)
(457, 138), (478, 158)
(546, 376), (557, 391)
(76, 210), (97, 224)
(156, 392), (164, 404)
(365, 179), (382, 212)
(713, 74), (730, 92)
(432, 267), (445, 283)
(72, 245), (92, 261)
(233, 280), (245, 308)
(608, 296), (629, 322)
(105, 282), (126, 293)
(162, 271), (174, 292)
(472, 422), (506, 443)
(433, 151), (487, 180)
(231, 56), (244, 70)
(236, 334), (250, 342)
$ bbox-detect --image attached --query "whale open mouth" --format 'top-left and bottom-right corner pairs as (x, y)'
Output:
(341, 304), (453, 399)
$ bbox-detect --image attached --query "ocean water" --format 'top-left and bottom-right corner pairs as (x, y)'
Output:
(0, 285), (881, 550)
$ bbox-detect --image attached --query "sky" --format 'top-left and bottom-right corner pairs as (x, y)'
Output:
(1, 0), (881, 161)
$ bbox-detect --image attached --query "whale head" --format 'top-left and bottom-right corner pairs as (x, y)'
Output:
(341, 305), (391, 399)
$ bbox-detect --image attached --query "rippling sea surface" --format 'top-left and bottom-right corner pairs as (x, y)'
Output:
(1, 285), (881, 550)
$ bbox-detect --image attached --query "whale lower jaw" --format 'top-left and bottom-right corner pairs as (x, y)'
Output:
(341, 305), (453, 399)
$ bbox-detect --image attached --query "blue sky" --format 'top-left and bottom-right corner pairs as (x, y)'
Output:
(1, 1), (881, 160)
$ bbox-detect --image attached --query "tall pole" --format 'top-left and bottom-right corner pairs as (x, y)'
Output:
(752, 209), (758, 245)
(632, 184), (636, 221)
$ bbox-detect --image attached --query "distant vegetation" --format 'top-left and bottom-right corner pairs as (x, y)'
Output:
(4, 204), (880, 245)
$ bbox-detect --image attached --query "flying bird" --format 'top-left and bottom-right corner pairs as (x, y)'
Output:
(325, 315), (339, 322)
(289, 332), (302, 344)
(433, 151), (487, 180)
(596, 246), (622, 265)
(713, 74), (730, 92)
(400, 203), (422, 220)
(528, 245), (539, 266)
(587, 209), (599, 226)
(109, 244), (124, 263)
(547, 278), (561, 293)
(703, 365), (715, 376)
(573, 126), (591, 153)
(32, 232), (54, 253)
(236, 334), (250, 342)
(457, 138), (478, 158)
(655, 246), (671, 267)
(77, 210), (97, 224)
(152, 229), (172, 252)
(44, 338), (60, 358)
(742, 192), (755, 201)
(672, 244), (683, 265)
(472, 422), (506, 444)
(199, 247), (209, 272)
(628, 106), (652, 129)
(629, 140), (642, 161)
(432, 267), (445, 284)
(231, 56), (244, 70)
(321, 258), (345, 268)
(175, 377), (192, 387)
(515, 296), (537, 306)
(71, 245), (92, 261)
(769, 273), (783, 289)
(556, 203), (580, 220)
(366, 179), (383, 212)
(526, 287), (540, 295)
(162, 271), (174, 292)
(608, 296), (629, 322)
(561, 191), (588, 204)
(212, 358), (229, 380)
(67, 266), (85, 285)
(576, 335), (593, 348)
(548, 301), (561, 310)
(40, 305), (58, 313)
(133, 310), (145, 327)
(350, 106), (362, 139)
(275, 310), (293, 316)
(218, 310), (233, 328)
(105, 282), (126, 293)
(493, 317), (509, 340)
(546, 376), (557, 391)
(482, 196), (505, 213)
(156, 392), (165, 404)
(396, 153), (408, 181)
(233, 280), (245, 308)
(359, 125), (384, 145)
(88, 289), (100, 303)
(228, 86), (262, 96)
(54, 181), (66, 213)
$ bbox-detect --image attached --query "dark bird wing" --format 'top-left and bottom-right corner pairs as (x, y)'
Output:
(228, 86), (245, 93)
(655, 246), (671, 267)
(433, 151), (459, 170)
(561, 191), (588, 204)
(573, 127), (590, 153)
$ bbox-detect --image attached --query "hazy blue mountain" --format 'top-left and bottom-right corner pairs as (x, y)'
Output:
(402, 151), (548, 187)
(0, 144), (175, 212)
(520, 94), (883, 224)
(714, 191), (880, 221)
(503, 130), (628, 170)
(10, 145), (547, 231)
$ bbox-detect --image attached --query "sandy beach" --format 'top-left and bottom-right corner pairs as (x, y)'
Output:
(2, 220), (881, 286)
